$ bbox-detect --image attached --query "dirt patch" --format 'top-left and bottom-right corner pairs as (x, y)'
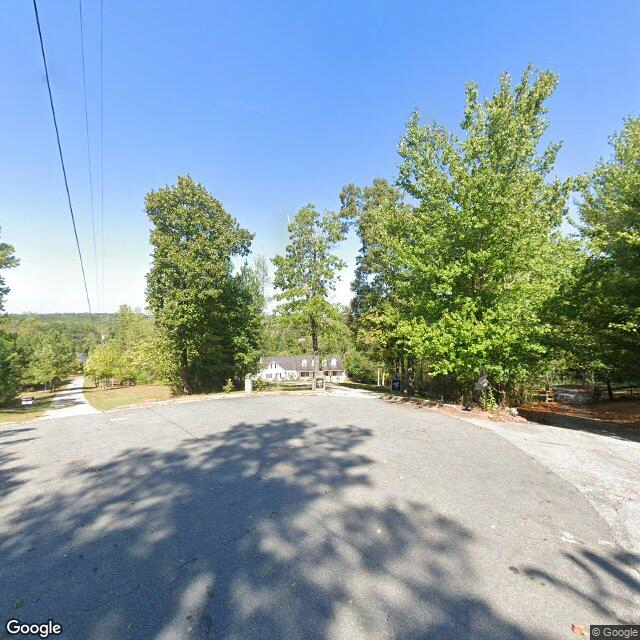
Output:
(519, 399), (640, 440)
(382, 394), (528, 423)
(521, 399), (640, 427)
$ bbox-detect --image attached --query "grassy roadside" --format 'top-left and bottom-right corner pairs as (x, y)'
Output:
(79, 377), (385, 414)
(327, 380), (389, 393)
(83, 378), (322, 412)
(0, 389), (56, 424)
(83, 380), (173, 412)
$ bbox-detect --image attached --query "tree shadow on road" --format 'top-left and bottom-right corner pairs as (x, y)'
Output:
(0, 416), (609, 639)
(0, 427), (36, 500)
(521, 547), (640, 624)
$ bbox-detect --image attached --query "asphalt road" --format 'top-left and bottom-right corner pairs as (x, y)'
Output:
(1, 394), (638, 639)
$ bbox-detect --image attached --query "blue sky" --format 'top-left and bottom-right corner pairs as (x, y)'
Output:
(1, 0), (639, 313)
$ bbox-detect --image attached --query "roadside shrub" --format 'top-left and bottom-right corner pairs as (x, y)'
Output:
(252, 377), (269, 392)
(223, 378), (235, 393)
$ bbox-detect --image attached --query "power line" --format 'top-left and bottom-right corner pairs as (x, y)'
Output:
(32, 0), (93, 316)
(99, 0), (105, 312)
(78, 0), (100, 312)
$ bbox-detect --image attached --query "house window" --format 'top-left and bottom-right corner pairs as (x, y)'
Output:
(300, 371), (309, 377)
(266, 374), (272, 379)
(301, 359), (307, 367)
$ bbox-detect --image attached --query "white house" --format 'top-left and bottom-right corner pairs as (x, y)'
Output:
(259, 355), (346, 382)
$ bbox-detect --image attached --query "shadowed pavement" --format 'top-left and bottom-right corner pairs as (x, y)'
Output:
(1, 395), (638, 639)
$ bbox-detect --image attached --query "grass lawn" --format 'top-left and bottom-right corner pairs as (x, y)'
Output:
(83, 381), (173, 411)
(259, 381), (313, 392)
(0, 389), (56, 424)
(328, 380), (389, 393)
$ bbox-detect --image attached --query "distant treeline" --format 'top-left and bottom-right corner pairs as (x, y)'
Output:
(6, 313), (118, 355)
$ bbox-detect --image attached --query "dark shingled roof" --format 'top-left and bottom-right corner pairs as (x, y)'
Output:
(260, 355), (344, 372)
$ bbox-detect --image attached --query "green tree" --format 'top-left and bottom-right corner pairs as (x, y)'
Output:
(145, 175), (254, 393)
(85, 339), (121, 382)
(272, 205), (348, 360)
(0, 228), (19, 314)
(24, 332), (75, 390)
(85, 306), (166, 385)
(0, 332), (20, 404)
(392, 67), (573, 402)
(553, 116), (640, 383)
(253, 254), (271, 308)
(228, 262), (265, 378)
(340, 179), (409, 382)
(0, 228), (19, 404)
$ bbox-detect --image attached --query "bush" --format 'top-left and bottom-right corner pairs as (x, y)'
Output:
(252, 377), (269, 391)
(222, 378), (235, 393)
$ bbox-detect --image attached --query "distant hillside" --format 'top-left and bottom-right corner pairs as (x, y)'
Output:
(6, 313), (120, 354)
(7, 312), (118, 322)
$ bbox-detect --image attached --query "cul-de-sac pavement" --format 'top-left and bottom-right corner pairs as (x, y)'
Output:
(1, 389), (638, 639)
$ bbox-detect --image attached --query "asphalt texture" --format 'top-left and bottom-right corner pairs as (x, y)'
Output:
(1, 394), (638, 639)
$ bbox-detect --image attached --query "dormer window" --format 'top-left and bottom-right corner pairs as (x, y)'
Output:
(331, 358), (337, 366)
(301, 359), (307, 367)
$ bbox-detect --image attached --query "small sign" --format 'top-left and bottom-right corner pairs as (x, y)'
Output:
(474, 376), (489, 392)
(391, 379), (401, 392)
(21, 397), (35, 407)
(315, 377), (324, 389)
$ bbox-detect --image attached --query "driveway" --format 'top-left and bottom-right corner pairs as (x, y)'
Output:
(1, 395), (638, 639)
(40, 377), (99, 419)
(458, 413), (640, 558)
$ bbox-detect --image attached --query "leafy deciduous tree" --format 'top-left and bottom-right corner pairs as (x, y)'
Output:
(551, 116), (640, 383)
(0, 228), (19, 404)
(391, 67), (574, 401)
(145, 175), (255, 393)
(272, 205), (348, 362)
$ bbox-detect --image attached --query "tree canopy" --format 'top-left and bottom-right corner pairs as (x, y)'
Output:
(549, 116), (640, 383)
(0, 228), (18, 314)
(145, 175), (258, 393)
(0, 228), (19, 403)
(272, 204), (348, 358)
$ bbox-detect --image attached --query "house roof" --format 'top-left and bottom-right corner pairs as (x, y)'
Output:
(260, 355), (344, 372)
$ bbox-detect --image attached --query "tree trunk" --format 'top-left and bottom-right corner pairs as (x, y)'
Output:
(180, 348), (189, 394)
(407, 356), (415, 396)
(606, 378), (613, 400)
(310, 321), (319, 359)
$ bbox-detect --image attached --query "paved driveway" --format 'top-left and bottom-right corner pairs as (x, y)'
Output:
(1, 395), (638, 639)
(40, 377), (98, 419)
